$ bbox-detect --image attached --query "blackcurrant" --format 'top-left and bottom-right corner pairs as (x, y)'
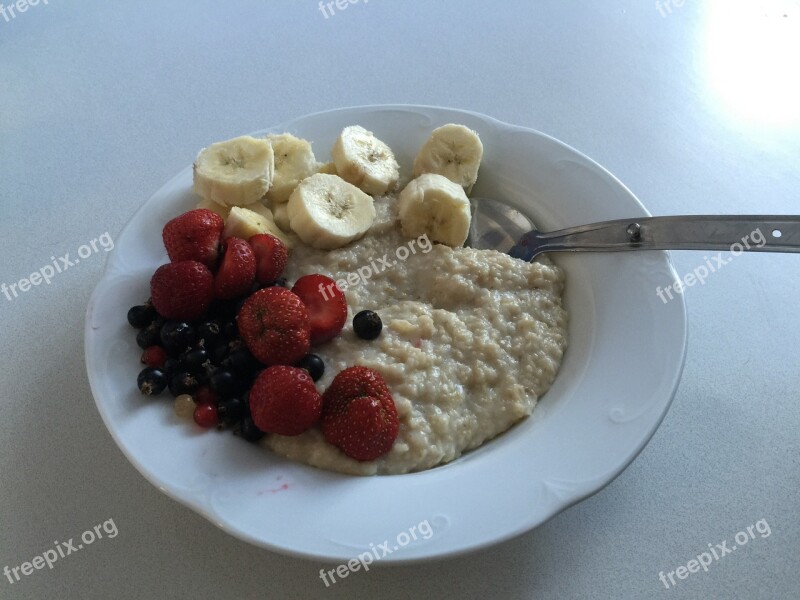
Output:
(298, 354), (324, 382)
(168, 371), (201, 397)
(197, 320), (224, 349)
(127, 302), (157, 329)
(179, 348), (211, 374)
(238, 415), (265, 443)
(229, 347), (260, 375)
(353, 310), (382, 340)
(160, 322), (196, 354)
(218, 397), (246, 427)
(209, 369), (240, 398)
(136, 323), (161, 350)
(137, 367), (168, 396)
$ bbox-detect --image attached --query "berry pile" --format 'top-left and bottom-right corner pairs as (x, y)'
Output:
(127, 207), (397, 461)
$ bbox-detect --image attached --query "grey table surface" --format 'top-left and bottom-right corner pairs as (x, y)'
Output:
(1, 1), (799, 599)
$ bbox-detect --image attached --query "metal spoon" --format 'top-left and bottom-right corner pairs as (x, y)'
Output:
(467, 198), (800, 260)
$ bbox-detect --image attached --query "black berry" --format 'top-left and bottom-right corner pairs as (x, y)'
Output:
(209, 369), (240, 398)
(211, 343), (230, 367)
(169, 371), (201, 397)
(128, 302), (157, 329)
(197, 320), (224, 349)
(218, 397), (246, 427)
(298, 354), (324, 382)
(136, 323), (161, 350)
(238, 415), (265, 443)
(137, 367), (168, 396)
(179, 348), (211, 374)
(353, 310), (382, 340)
(229, 347), (260, 375)
(160, 322), (196, 354)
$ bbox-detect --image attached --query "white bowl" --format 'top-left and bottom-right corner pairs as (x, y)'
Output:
(85, 105), (687, 563)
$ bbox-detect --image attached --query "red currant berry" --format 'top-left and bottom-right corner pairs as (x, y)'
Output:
(141, 345), (167, 369)
(193, 403), (218, 428)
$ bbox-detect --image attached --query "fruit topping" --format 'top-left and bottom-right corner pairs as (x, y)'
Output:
(292, 274), (347, 345)
(249, 366), (322, 436)
(353, 310), (382, 340)
(298, 354), (325, 382)
(162, 208), (224, 267)
(321, 367), (399, 461)
(236, 287), (311, 366)
(249, 233), (289, 284)
(150, 261), (214, 321)
(214, 237), (256, 300)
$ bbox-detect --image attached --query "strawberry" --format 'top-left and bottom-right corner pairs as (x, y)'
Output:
(291, 274), (347, 345)
(162, 209), (224, 268)
(214, 237), (256, 299)
(150, 260), (214, 321)
(321, 366), (399, 461)
(322, 395), (399, 461)
(236, 287), (311, 366)
(249, 366), (322, 435)
(249, 234), (288, 284)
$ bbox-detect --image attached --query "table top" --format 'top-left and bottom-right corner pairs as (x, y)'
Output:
(1, 1), (798, 599)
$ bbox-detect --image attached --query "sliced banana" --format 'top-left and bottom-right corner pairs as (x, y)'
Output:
(265, 133), (319, 205)
(331, 126), (399, 196)
(196, 197), (232, 219)
(412, 124), (483, 193)
(223, 206), (293, 248)
(193, 135), (274, 207)
(397, 173), (472, 248)
(287, 173), (376, 250)
(244, 201), (274, 222)
(271, 202), (292, 232)
(316, 161), (338, 175)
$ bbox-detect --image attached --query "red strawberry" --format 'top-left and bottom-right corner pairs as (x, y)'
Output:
(150, 260), (214, 320)
(249, 234), (288, 284)
(323, 395), (399, 461)
(292, 274), (347, 345)
(321, 366), (393, 413)
(321, 366), (399, 461)
(162, 209), (224, 268)
(236, 287), (310, 366)
(214, 237), (256, 299)
(249, 366), (322, 435)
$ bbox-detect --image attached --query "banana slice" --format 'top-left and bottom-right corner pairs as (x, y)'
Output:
(265, 133), (319, 205)
(193, 136), (275, 207)
(412, 124), (483, 193)
(287, 173), (375, 250)
(397, 173), (472, 247)
(223, 206), (293, 248)
(244, 201), (274, 222)
(316, 161), (338, 175)
(196, 197), (232, 219)
(331, 126), (400, 196)
(271, 202), (292, 232)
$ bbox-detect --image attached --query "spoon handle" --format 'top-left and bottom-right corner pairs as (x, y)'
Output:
(512, 216), (800, 259)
